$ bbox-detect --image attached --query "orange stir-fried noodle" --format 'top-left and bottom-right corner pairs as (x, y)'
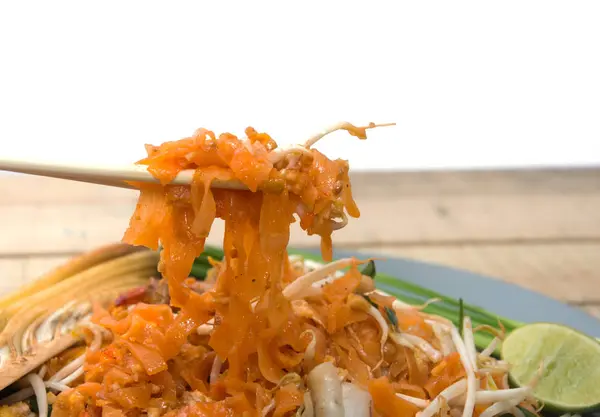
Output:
(2, 123), (540, 417)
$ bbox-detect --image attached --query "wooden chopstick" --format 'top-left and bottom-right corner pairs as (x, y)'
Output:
(0, 158), (251, 191)
(0, 122), (396, 191)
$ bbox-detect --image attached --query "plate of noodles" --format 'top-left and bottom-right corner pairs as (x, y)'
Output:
(1, 122), (599, 417)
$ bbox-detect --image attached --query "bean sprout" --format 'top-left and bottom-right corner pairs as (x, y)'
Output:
(49, 355), (85, 383)
(58, 366), (84, 386)
(512, 406), (526, 417)
(451, 387), (532, 406)
(197, 319), (215, 336)
(430, 322), (455, 356)
(367, 305), (389, 353)
(45, 381), (71, 392)
(283, 258), (356, 300)
(480, 398), (523, 417)
(399, 333), (442, 363)
(210, 355), (223, 385)
(303, 122), (396, 148)
(26, 373), (48, 417)
(480, 337), (500, 358)
(301, 329), (317, 363)
(396, 393), (430, 408)
(450, 326), (477, 417)
(261, 399), (276, 417)
(37, 365), (48, 378)
(462, 317), (478, 372)
(418, 379), (467, 417)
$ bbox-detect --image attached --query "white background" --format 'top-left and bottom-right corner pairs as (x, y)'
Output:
(1, 1), (599, 171)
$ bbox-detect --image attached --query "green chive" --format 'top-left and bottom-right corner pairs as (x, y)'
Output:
(190, 263), (209, 279)
(384, 306), (399, 331)
(362, 294), (379, 308)
(459, 298), (464, 337)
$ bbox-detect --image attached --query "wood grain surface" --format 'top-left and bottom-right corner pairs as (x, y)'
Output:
(1, 168), (599, 318)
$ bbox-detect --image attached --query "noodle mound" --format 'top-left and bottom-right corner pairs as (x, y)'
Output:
(38, 124), (538, 417)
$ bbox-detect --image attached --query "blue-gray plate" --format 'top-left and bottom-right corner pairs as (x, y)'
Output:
(304, 248), (600, 338)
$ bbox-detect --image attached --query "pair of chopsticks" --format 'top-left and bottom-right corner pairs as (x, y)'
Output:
(0, 122), (395, 190)
(0, 158), (249, 191)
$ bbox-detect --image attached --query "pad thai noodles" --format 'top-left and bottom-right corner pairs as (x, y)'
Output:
(0, 123), (541, 417)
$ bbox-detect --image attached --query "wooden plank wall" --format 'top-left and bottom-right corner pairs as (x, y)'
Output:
(1, 168), (599, 318)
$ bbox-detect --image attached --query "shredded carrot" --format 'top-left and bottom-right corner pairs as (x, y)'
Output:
(368, 377), (420, 417)
(424, 352), (465, 398)
(396, 309), (434, 340)
(273, 384), (303, 417)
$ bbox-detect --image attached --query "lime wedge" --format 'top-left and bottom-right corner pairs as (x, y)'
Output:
(501, 323), (600, 413)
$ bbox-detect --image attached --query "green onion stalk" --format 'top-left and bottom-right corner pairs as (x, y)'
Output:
(189, 246), (525, 356)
